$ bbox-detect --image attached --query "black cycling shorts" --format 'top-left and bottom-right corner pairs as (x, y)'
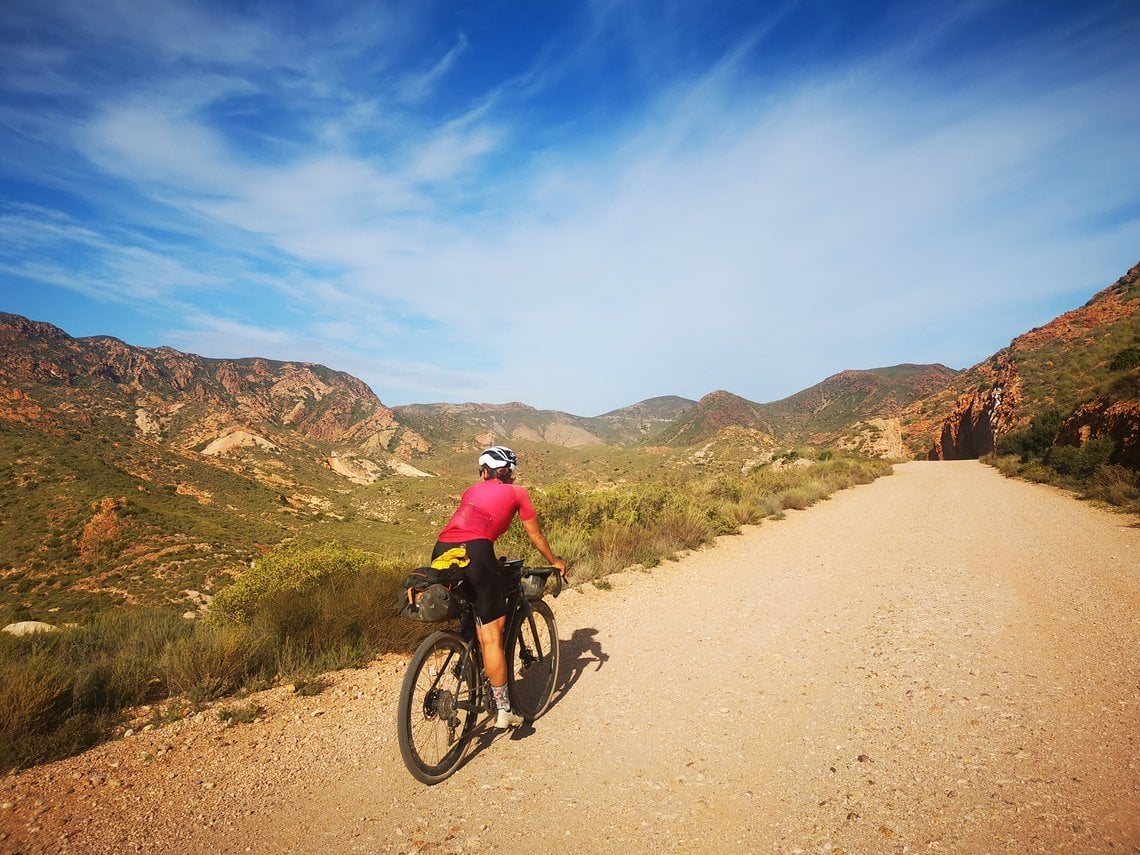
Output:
(431, 538), (506, 624)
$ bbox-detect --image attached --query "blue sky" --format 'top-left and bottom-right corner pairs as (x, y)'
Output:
(2, 1), (1138, 417)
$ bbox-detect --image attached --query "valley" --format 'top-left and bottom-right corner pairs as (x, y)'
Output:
(1, 260), (1138, 625)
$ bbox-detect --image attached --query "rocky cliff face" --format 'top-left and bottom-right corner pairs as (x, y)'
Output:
(1056, 397), (1140, 469)
(928, 261), (1140, 462)
(932, 357), (1024, 459)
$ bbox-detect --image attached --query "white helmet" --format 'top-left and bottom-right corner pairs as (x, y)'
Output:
(478, 446), (517, 471)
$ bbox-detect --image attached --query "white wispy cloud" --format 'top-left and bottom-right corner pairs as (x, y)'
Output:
(393, 31), (469, 105)
(2, 1), (1138, 414)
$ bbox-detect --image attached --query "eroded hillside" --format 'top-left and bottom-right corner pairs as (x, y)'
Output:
(917, 262), (1140, 463)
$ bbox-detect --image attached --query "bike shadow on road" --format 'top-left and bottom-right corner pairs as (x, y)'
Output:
(504, 627), (608, 742)
(552, 627), (608, 707)
(459, 628), (610, 763)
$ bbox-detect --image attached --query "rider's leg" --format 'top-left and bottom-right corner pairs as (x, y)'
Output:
(477, 616), (523, 727)
(477, 615), (507, 689)
(447, 538), (520, 727)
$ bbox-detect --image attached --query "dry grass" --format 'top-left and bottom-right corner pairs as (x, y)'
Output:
(2, 450), (892, 772)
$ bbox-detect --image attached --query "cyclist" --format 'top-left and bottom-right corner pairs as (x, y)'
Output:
(431, 446), (568, 729)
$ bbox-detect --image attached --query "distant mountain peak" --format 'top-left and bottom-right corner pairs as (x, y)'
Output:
(656, 365), (958, 447)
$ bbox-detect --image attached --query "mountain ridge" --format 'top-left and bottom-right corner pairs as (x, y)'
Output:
(2, 257), (1137, 621)
(651, 364), (961, 451)
(393, 395), (696, 449)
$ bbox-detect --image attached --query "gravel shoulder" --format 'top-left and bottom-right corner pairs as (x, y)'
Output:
(2, 460), (1138, 854)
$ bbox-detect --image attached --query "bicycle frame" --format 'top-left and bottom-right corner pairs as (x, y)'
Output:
(446, 574), (546, 718)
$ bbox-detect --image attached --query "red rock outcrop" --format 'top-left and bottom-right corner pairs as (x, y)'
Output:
(1056, 396), (1140, 469)
(929, 261), (1139, 461)
(932, 357), (1023, 459)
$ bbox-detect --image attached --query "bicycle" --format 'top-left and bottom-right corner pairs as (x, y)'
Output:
(396, 559), (563, 785)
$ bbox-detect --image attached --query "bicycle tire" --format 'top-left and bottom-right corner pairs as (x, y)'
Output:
(397, 630), (476, 785)
(506, 599), (559, 720)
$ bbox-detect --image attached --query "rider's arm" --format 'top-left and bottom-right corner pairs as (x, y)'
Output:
(521, 516), (568, 580)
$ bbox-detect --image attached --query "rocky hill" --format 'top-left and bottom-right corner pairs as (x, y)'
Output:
(0, 314), (438, 621)
(768, 365), (960, 437)
(918, 261), (1140, 465)
(652, 390), (778, 447)
(593, 395), (698, 439)
(392, 395), (696, 449)
(653, 365), (959, 456)
(0, 313), (424, 456)
(392, 401), (604, 449)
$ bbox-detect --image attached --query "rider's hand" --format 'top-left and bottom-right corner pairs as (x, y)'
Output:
(552, 557), (568, 581)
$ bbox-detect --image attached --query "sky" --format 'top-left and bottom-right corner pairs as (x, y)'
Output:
(1, 1), (1139, 417)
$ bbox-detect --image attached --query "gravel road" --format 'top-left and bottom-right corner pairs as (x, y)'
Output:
(2, 460), (1138, 854)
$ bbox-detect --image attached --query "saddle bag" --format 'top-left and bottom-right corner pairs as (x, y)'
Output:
(398, 565), (466, 622)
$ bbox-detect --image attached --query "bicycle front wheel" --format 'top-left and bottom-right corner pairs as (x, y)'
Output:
(506, 600), (559, 720)
(397, 631), (476, 785)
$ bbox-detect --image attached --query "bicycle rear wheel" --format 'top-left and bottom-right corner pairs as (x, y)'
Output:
(506, 600), (559, 720)
(397, 631), (476, 784)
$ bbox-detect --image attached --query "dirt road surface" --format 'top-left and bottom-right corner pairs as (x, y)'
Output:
(2, 461), (1138, 854)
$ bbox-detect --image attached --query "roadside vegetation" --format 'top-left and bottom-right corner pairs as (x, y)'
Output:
(983, 346), (1140, 514)
(1, 449), (888, 771)
(983, 405), (1140, 516)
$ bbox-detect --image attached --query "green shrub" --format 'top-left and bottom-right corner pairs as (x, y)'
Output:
(778, 487), (812, 511)
(161, 623), (275, 706)
(1109, 346), (1140, 371)
(250, 565), (418, 664)
(657, 505), (718, 548)
(1102, 368), (1140, 401)
(1048, 438), (1115, 479)
(756, 493), (786, 518)
(68, 609), (190, 711)
(0, 607), (200, 770)
(218, 702), (264, 725)
(1083, 465), (1140, 510)
(292, 676), (330, 697)
(210, 543), (403, 624)
(0, 651), (72, 746)
(1021, 461), (1056, 483)
(997, 408), (1063, 462)
(0, 649), (105, 770)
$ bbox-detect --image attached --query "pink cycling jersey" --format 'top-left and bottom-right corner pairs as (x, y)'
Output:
(437, 479), (537, 543)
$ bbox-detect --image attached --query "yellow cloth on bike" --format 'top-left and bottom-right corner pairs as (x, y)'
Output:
(430, 546), (469, 570)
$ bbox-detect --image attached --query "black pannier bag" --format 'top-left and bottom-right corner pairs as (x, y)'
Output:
(398, 566), (466, 622)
